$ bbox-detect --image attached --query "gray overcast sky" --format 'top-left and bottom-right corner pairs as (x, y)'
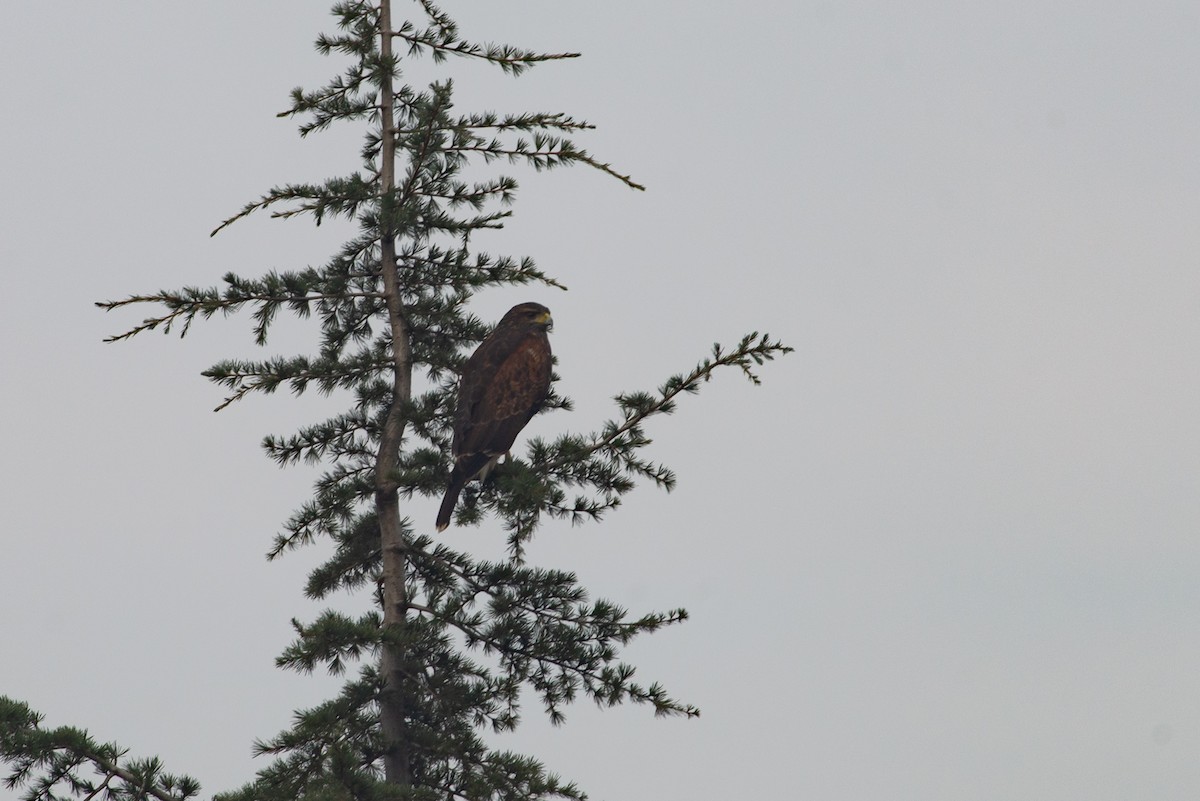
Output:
(3, 2), (1199, 799)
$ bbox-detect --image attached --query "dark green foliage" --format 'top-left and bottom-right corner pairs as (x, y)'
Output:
(4, 3), (789, 801)
(0, 697), (201, 801)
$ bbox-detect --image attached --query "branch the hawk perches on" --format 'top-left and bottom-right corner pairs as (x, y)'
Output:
(436, 302), (554, 531)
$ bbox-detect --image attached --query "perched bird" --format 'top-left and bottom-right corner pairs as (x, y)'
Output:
(436, 302), (554, 531)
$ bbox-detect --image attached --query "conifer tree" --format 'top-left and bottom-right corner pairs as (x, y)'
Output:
(2, 3), (789, 799)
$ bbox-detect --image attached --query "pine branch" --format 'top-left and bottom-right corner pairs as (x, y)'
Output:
(262, 411), (377, 467)
(410, 601), (698, 720)
(401, 248), (568, 291)
(457, 111), (597, 134)
(97, 277), (383, 344)
(204, 344), (393, 411)
(554, 332), (793, 470)
(458, 333), (792, 552)
(394, 22), (580, 75)
(446, 138), (644, 190)
(0, 697), (200, 801)
(210, 174), (377, 236)
(397, 3), (580, 76)
(409, 543), (687, 639)
(277, 611), (383, 675)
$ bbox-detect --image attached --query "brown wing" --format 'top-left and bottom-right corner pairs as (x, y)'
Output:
(456, 332), (551, 459)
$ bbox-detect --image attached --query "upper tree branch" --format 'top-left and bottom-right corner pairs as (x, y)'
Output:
(545, 332), (793, 472)
(97, 289), (383, 343)
(393, 26), (580, 74)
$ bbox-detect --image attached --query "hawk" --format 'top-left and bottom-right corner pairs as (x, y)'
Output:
(436, 302), (554, 531)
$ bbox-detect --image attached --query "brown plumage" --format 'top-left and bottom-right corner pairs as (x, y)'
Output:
(436, 302), (554, 531)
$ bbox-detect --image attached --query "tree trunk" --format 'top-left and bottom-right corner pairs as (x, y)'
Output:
(374, 0), (414, 787)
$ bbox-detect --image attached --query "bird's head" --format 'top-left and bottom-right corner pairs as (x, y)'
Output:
(504, 302), (553, 332)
